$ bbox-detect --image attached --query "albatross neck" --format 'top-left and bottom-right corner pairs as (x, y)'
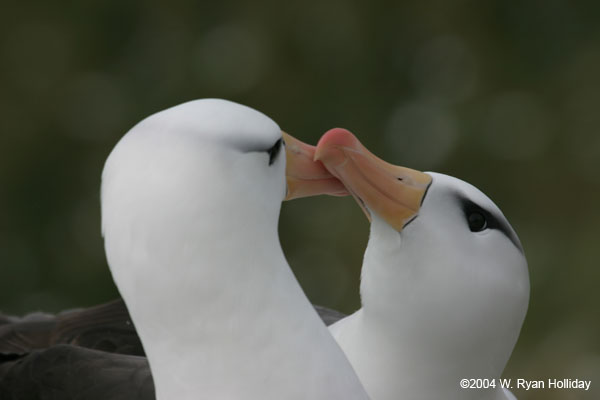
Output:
(332, 308), (514, 400)
(113, 223), (369, 400)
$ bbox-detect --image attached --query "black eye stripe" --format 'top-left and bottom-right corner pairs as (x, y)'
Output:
(461, 201), (492, 230)
(457, 195), (523, 253)
(461, 199), (501, 232)
(467, 211), (487, 232)
(267, 138), (282, 165)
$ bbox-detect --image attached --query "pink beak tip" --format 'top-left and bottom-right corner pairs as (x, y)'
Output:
(316, 128), (358, 150)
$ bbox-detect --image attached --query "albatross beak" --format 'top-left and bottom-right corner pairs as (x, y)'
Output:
(283, 131), (349, 200)
(314, 128), (432, 231)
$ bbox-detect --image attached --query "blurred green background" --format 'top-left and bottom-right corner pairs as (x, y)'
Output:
(1, 1), (599, 398)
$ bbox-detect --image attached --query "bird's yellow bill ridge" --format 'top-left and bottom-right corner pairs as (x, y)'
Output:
(314, 128), (433, 231)
(282, 131), (349, 200)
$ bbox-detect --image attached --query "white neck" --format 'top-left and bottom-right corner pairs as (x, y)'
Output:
(106, 215), (368, 400)
(331, 310), (513, 400)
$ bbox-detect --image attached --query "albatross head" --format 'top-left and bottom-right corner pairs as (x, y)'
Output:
(102, 99), (345, 247)
(316, 128), (529, 384)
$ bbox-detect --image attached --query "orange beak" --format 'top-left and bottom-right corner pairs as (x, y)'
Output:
(314, 128), (432, 231)
(283, 132), (349, 200)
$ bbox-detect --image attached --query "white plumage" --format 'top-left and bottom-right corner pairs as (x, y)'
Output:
(316, 128), (529, 400)
(101, 100), (369, 400)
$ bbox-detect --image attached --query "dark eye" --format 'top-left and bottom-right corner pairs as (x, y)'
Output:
(267, 138), (282, 165)
(467, 211), (488, 232)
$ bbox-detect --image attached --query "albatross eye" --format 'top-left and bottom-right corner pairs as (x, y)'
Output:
(267, 138), (283, 166)
(467, 211), (488, 232)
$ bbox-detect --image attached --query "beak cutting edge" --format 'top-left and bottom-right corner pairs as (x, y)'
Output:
(282, 131), (349, 201)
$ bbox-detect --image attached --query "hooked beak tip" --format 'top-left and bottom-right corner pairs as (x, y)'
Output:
(314, 128), (357, 166)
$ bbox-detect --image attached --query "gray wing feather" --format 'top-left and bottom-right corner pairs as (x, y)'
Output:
(0, 344), (154, 400)
(313, 305), (347, 326)
(0, 299), (144, 356)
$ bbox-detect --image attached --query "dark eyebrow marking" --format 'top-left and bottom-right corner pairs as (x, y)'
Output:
(239, 137), (283, 161)
(457, 195), (523, 253)
(267, 138), (283, 165)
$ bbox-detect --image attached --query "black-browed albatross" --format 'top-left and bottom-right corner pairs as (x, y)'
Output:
(314, 128), (529, 400)
(0, 100), (370, 400)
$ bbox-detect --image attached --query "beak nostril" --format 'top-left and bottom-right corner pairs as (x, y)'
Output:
(397, 177), (404, 181)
